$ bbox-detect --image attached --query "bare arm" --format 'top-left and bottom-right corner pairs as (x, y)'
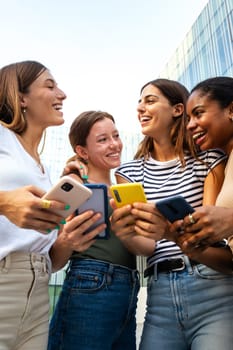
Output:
(171, 161), (233, 273)
(202, 162), (225, 205)
(180, 161), (228, 244)
(188, 245), (233, 274)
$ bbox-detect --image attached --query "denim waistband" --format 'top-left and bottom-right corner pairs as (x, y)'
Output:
(69, 258), (139, 282)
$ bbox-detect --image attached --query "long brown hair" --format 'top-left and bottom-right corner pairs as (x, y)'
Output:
(134, 78), (197, 165)
(0, 60), (47, 133)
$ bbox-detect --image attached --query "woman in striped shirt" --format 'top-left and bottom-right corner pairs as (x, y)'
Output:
(111, 78), (233, 350)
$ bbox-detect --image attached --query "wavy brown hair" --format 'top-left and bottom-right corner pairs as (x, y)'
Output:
(0, 60), (47, 133)
(134, 78), (197, 166)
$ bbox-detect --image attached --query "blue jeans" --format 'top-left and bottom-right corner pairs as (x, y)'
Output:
(140, 256), (233, 350)
(48, 259), (140, 350)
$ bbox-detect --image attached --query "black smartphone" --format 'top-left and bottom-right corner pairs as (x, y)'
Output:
(76, 183), (110, 239)
(156, 195), (194, 223)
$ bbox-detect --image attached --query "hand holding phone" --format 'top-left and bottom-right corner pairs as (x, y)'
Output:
(156, 195), (194, 223)
(42, 176), (92, 217)
(109, 183), (147, 208)
(77, 183), (110, 239)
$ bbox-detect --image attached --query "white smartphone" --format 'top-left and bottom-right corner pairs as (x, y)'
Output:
(42, 176), (92, 217)
(76, 183), (110, 239)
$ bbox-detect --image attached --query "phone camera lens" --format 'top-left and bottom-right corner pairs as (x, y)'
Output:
(113, 190), (121, 203)
(61, 183), (73, 192)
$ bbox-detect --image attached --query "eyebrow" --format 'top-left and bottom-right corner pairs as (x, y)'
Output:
(45, 78), (56, 85)
(191, 104), (203, 113)
(95, 132), (108, 138)
(95, 130), (118, 138)
(138, 94), (159, 103)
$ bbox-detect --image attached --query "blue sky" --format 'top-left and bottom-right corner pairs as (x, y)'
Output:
(1, 0), (208, 131)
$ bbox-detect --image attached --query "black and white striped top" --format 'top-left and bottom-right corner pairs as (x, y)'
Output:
(115, 149), (226, 267)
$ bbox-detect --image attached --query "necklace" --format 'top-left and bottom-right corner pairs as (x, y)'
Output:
(35, 159), (44, 172)
(16, 134), (44, 173)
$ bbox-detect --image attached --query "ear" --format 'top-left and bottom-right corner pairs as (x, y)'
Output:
(19, 93), (27, 109)
(172, 103), (184, 118)
(227, 101), (233, 122)
(229, 101), (233, 115)
(75, 145), (88, 161)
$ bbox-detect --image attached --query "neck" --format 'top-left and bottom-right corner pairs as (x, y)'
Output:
(224, 140), (233, 156)
(16, 131), (44, 172)
(151, 140), (177, 161)
(87, 167), (112, 187)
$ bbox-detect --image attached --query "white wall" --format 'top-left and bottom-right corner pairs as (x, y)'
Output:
(136, 286), (147, 324)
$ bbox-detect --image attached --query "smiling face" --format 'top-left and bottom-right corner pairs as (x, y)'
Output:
(21, 69), (66, 129)
(77, 117), (123, 171)
(137, 84), (180, 141)
(186, 90), (233, 154)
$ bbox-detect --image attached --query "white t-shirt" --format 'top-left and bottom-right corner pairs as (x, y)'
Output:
(0, 124), (57, 269)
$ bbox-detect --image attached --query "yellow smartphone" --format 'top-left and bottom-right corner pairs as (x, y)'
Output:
(109, 183), (147, 208)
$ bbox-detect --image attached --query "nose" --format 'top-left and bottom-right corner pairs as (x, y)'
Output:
(109, 137), (122, 150)
(186, 117), (196, 131)
(137, 102), (145, 122)
(109, 137), (118, 147)
(56, 87), (67, 100)
(137, 101), (145, 113)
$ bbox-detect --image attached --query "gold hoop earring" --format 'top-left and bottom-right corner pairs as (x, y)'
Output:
(39, 130), (47, 155)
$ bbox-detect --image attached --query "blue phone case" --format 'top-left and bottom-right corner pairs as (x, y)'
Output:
(76, 183), (110, 239)
(156, 195), (194, 223)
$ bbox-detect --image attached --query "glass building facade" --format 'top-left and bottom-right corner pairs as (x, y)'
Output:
(159, 0), (233, 89)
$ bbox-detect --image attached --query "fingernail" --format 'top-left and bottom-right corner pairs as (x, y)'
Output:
(60, 219), (66, 224)
(55, 225), (60, 230)
(46, 228), (52, 233)
(65, 204), (71, 210)
(82, 175), (88, 180)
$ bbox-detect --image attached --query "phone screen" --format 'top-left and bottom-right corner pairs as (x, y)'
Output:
(76, 183), (109, 239)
